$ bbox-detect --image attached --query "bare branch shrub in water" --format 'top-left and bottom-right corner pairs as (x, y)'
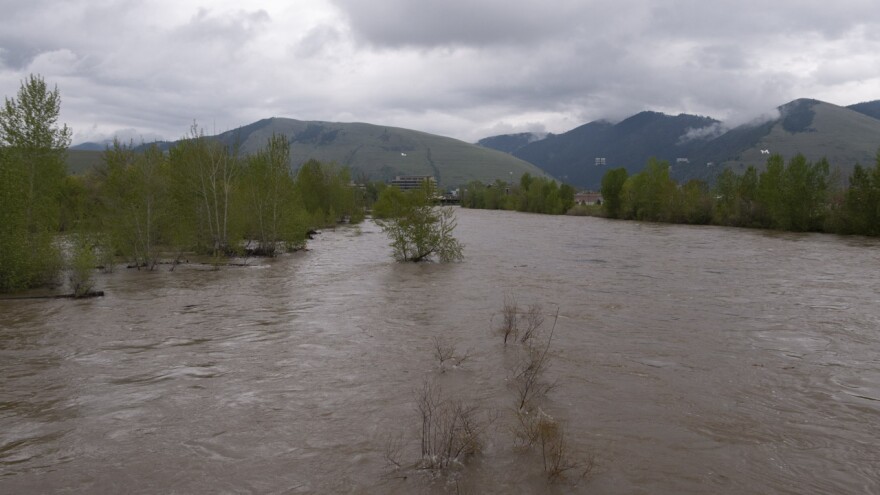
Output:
(494, 298), (545, 346)
(512, 307), (558, 411)
(519, 303), (545, 345)
(383, 432), (405, 471)
(496, 295), (519, 345)
(416, 380), (488, 471)
(513, 409), (595, 483)
(431, 336), (471, 373)
(503, 305), (594, 484)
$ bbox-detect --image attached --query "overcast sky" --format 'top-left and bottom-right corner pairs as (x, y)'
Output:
(1, 0), (878, 145)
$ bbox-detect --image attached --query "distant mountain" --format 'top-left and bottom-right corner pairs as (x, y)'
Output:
(848, 100), (880, 121)
(70, 141), (109, 151)
(680, 99), (880, 183)
(489, 99), (880, 188)
(477, 132), (545, 154)
(66, 118), (548, 187)
(509, 112), (719, 187)
(213, 118), (547, 188)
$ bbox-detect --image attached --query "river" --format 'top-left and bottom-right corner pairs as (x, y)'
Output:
(2, 208), (879, 494)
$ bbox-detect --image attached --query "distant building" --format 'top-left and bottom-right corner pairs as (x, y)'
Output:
(676, 158), (690, 164)
(595, 157), (606, 166)
(389, 175), (436, 191)
(574, 191), (603, 205)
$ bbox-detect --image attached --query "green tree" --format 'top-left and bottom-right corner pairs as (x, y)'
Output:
(677, 179), (712, 224)
(167, 124), (242, 256)
(67, 233), (97, 297)
(95, 140), (169, 269)
(59, 174), (93, 233)
(712, 168), (741, 225)
(372, 183), (410, 219)
(558, 183), (575, 213)
(840, 151), (880, 235)
(738, 166), (759, 225)
(787, 155), (829, 231)
(757, 154), (785, 228)
(462, 180), (485, 209)
(600, 167), (629, 218)
(621, 158), (675, 221)
(757, 154), (829, 231)
(0, 74), (70, 290)
(294, 159), (358, 227)
(374, 184), (463, 262)
(238, 134), (307, 254)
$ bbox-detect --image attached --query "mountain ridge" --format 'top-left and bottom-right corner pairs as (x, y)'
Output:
(68, 118), (549, 188)
(479, 98), (880, 188)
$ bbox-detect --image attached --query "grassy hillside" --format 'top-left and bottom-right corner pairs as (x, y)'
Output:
(486, 99), (880, 187)
(512, 112), (718, 188)
(680, 100), (880, 182)
(477, 132), (544, 154)
(848, 100), (880, 121)
(66, 119), (548, 188)
(215, 118), (548, 188)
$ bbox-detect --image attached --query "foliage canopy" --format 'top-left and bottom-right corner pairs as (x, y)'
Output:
(374, 182), (463, 263)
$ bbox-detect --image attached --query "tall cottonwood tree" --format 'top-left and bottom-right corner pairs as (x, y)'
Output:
(294, 158), (359, 226)
(841, 152), (880, 235)
(0, 74), (71, 290)
(97, 140), (168, 269)
(239, 134), (307, 255)
(168, 124), (242, 256)
(600, 167), (629, 218)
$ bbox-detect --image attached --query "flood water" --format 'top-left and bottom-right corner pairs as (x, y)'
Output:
(2, 208), (879, 494)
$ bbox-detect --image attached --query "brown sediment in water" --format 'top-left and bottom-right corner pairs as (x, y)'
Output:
(1, 210), (878, 493)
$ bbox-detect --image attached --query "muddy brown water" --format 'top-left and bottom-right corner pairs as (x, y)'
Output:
(2, 208), (879, 494)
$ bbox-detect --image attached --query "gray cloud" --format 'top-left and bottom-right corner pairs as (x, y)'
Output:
(0, 0), (878, 145)
(329, 0), (592, 47)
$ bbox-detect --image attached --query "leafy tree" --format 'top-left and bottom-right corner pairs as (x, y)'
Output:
(712, 168), (740, 225)
(463, 176), (576, 215)
(792, 156), (829, 231)
(67, 233), (97, 297)
(600, 167), (628, 218)
(238, 134), (307, 254)
(738, 166), (759, 226)
(167, 124), (242, 256)
(558, 183), (575, 213)
(621, 158), (676, 221)
(0, 76), (71, 228)
(95, 140), (169, 269)
(757, 153), (829, 231)
(757, 154), (785, 228)
(677, 179), (712, 224)
(840, 151), (880, 235)
(295, 158), (358, 227)
(374, 184), (463, 262)
(0, 74), (70, 290)
(372, 183), (411, 219)
(59, 174), (92, 233)
(520, 172), (533, 192)
(462, 180), (487, 209)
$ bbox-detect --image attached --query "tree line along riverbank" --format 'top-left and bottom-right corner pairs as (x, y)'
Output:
(1, 75), (367, 295)
(463, 152), (880, 237)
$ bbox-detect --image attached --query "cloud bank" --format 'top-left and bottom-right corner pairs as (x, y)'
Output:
(1, 0), (878, 144)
